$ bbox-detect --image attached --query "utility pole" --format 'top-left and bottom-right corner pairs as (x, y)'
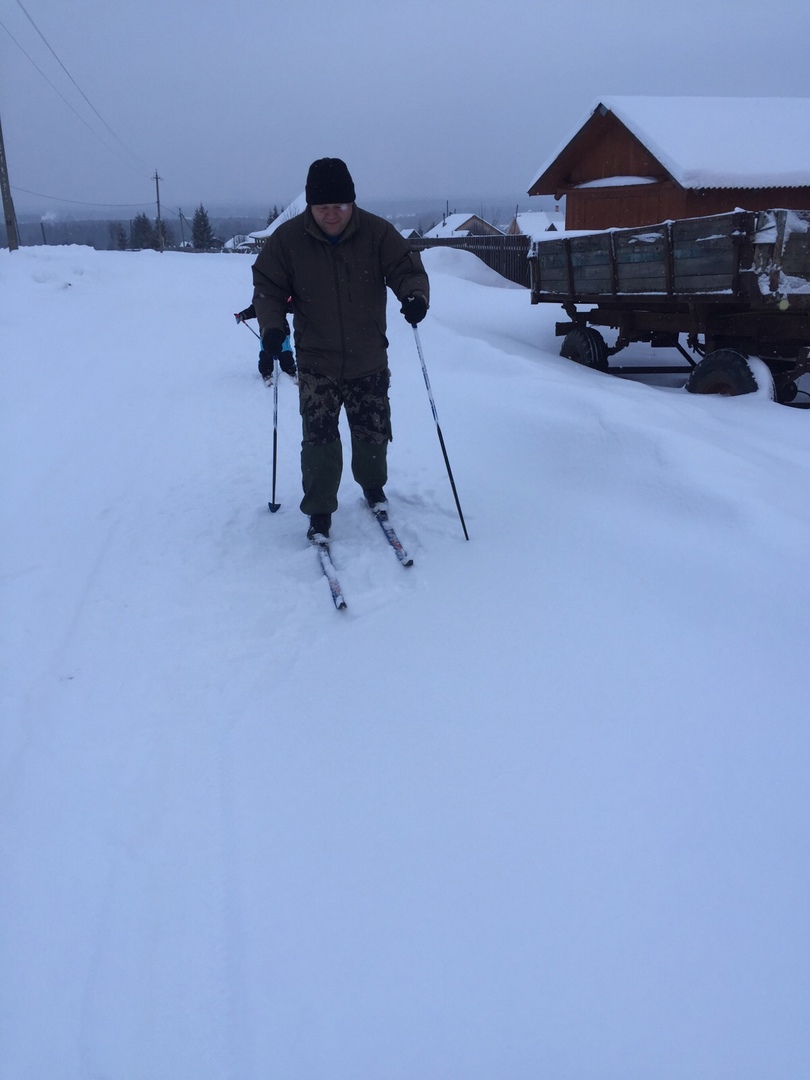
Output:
(179, 208), (194, 249)
(178, 208), (185, 249)
(0, 110), (20, 251)
(153, 169), (164, 252)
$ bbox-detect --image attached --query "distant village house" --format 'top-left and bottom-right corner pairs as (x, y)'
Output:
(422, 213), (503, 239)
(506, 210), (564, 238)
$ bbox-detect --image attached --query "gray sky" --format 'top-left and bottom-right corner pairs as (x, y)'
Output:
(3, 0), (810, 218)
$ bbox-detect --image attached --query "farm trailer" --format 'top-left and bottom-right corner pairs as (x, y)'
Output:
(528, 209), (810, 405)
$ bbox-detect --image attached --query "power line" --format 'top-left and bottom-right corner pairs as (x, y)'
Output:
(10, 183), (184, 216)
(10, 184), (151, 208)
(0, 17), (147, 176)
(1, 8), (196, 224)
(14, 0), (148, 170)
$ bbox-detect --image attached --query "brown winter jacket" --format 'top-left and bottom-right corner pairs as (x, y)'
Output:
(251, 206), (429, 380)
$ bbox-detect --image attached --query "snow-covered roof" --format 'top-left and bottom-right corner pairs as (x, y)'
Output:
(511, 211), (565, 238)
(248, 192), (307, 240)
(532, 96), (810, 190)
(423, 213), (504, 238)
(423, 214), (476, 238)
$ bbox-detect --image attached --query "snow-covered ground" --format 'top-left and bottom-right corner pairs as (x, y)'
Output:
(2, 242), (809, 1079)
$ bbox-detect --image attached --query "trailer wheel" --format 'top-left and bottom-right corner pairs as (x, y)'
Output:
(775, 378), (798, 404)
(685, 350), (774, 398)
(560, 328), (609, 371)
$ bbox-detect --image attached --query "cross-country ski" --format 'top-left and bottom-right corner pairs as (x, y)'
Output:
(369, 506), (413, 567)
(311, 537), (348, 610)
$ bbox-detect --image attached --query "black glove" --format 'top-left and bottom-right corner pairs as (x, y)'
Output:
(261, 327), (288, 356)
(258, 326), (289, 379)
(235, 304), (256, 323)
(400, 294), (428, 325)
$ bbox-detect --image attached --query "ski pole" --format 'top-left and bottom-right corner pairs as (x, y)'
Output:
(236, 313), (282, 511)
(268, 356), (281, 512)
(411, 325), (469, 541)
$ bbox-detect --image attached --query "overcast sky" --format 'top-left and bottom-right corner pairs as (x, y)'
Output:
(3, 0), (810, 218)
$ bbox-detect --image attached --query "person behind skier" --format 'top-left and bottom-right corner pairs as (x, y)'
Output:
(251, 158), (429, 541)
(234, 303), (297, 381)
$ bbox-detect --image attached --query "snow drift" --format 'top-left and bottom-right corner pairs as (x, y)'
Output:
(1, 242), (809, 1079)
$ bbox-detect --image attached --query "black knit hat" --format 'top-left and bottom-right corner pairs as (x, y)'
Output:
(305, 158), (356, 205)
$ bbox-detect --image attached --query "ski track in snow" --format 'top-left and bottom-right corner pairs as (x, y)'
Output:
(2, 244), (810, 1079)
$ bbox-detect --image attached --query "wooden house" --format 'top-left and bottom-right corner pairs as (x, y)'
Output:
(423, 213), (503, 238)
(506, 210), (564, 237)
(528, 97), (810, 230)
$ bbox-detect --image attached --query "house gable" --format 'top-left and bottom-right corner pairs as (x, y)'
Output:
(531, 106), (670, 198)
(529, 97), (810, 230)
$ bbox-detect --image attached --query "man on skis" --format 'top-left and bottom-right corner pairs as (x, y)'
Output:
(251, 158), (429, 542)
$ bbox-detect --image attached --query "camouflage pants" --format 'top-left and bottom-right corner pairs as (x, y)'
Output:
(298, 368), (392, 515)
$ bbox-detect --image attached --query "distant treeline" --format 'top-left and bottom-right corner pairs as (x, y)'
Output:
(3, 214), (268, 251)
(4, 194), (560, 251)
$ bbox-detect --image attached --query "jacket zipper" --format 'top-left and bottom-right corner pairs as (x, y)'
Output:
(331, 247), (348, 380)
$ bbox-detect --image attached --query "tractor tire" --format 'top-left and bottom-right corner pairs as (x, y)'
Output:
(685, 350), (774, 398)
(560, 327), (609, 372)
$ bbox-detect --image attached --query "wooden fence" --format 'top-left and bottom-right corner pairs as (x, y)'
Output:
(409, 234), (532, 288)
